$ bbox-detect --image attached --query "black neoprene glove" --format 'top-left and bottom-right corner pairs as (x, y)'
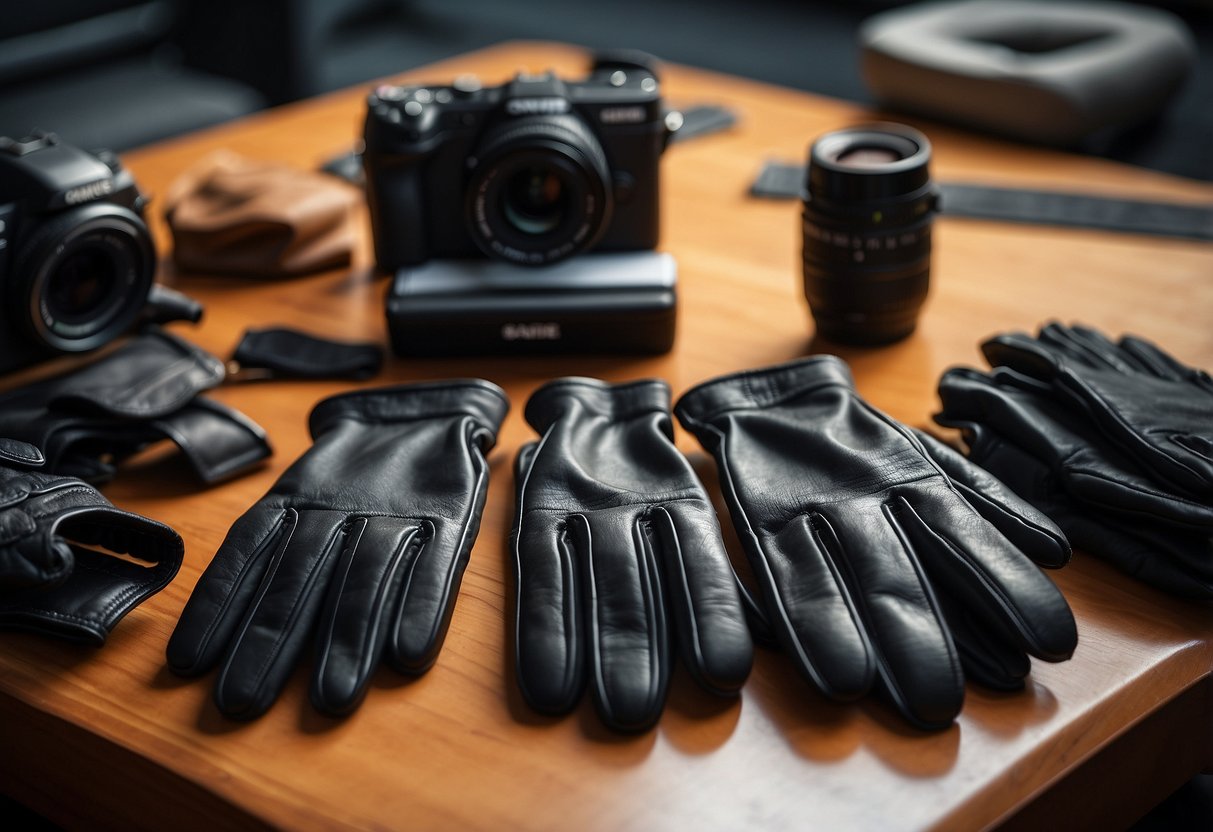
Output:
(983, 323), (1213, 497)
(0, 438), (184, 643)
(0, 329), (271, 484)
(675, 356), (1077, 729)
(513, 379), (752, 732)
(166, 380), (508, 719)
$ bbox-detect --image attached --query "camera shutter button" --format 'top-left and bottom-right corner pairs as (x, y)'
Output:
(453, 75), (482, 96)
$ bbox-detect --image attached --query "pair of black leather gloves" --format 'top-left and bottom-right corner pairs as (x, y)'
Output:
(515, 357), (1076, 732)
(937, 323), (1213, 600)
(0, 329), (272, 643)
(167, 359), (1076, 730)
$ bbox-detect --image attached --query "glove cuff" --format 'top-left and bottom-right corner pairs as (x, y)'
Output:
(50, 329), (226, 418)
(524, 378), (670, 432)
(309, 379), (509, 439)
(675, 355), (854, 427)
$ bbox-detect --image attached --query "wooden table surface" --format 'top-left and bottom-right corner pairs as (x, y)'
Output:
(2, 42), (1212, 831)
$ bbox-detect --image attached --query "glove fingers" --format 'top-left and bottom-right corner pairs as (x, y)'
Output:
(210, 509), (349, 719)
(831, 505), (963, 730)
(1058, 509), (1213, 601)
(385, 454), (492, 673)
(655, 503), (752, 696)
(754, 514), (873, 700)
(914, 429), (1071, 568)
(1118, 334), (1213, 392)
(311, 516), (425, 715)
(167, 504), (288, 674)
(934, 586), (1031, 692)
(513, 510), (585, 716)
(581, 509), (670, 732)
(938, 369), (1213, 528)
(1038, 323), (1129, 371)
(901, 485), (1077, 664)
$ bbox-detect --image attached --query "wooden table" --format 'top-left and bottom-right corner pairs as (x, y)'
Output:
(2, 42), (1212, 831)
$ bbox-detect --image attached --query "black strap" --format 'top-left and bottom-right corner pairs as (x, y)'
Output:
(152, 398), (273, 484)
(749, 161), (1213, 242)
(230, 327), (384, 381)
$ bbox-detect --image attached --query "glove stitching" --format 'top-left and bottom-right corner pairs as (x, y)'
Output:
(392, 433), (489, 666)
(237, 518), (347, 695)
(520, 493), (710, 516)
(877, 500), (963, 720)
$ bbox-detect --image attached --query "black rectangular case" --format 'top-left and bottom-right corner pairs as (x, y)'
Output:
(385, 252), (677, 356)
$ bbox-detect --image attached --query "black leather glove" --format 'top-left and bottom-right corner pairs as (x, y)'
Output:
(513, 379), (752, 732)
(167, 380), (508, 719)
(0, 329), (271, 485)
(982, 323), (1213, 497)
(675, 356), (1077, 729)
(0, 438), (184, 643)
(937, 367), (1213, 530)
(937, 421), (1213, 600)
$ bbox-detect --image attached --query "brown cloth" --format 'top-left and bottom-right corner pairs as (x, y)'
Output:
(163, 151), (358, 276)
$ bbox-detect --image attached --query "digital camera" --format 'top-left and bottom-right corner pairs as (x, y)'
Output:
(0, 133), (156, 374)
(362, 53), (676, 269)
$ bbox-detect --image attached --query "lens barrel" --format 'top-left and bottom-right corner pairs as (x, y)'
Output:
(13, 203), (155, 354)
(465, 115), (613, 266)
(802, 123), (937, 345)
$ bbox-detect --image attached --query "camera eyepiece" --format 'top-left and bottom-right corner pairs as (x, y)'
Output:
(802, 123), (938, 345)
(465, 115), (613, 267)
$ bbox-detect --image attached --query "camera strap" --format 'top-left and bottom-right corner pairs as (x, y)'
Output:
(228, 327), (384, 382)
(749, 161), (1213, 242)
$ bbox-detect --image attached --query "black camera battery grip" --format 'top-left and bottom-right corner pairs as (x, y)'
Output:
(386, 252), (676, 356)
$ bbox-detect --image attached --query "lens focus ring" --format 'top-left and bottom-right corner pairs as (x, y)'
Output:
(10, 203), (155, 353)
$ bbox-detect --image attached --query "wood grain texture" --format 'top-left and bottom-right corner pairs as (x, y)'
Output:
(1, 42), (1212, 831)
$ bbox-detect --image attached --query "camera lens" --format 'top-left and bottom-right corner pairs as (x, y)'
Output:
(502, 167), (569, 235)
(46, 247), (120, 323)
(14, 204), (155, 353)
(802, 123), (938, 345)
(466, 115), (612, 266)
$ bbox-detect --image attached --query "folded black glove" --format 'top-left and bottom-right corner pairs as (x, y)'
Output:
(936, 421), (1213, 600)
(0, 438), (184, 643)
(0, 329), (271, 484)
(167, 380), (508, 719)
(983, 323), (1213, 497)
(675, 356), (1077, 729)
(937, 363), (1213, 600)
(513, 379), (752, 732)
(937, 366), (1213, 530)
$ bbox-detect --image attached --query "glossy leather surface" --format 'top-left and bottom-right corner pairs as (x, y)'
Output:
(512, 378), (752, 732)
(983, 323), (1213, 497)
(676, 356), (1077, 730)
(166, 380), (508, 719)
(0, 329), (271, 484)
(0, 439), (183, 643)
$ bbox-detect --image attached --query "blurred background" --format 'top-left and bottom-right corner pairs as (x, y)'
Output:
(0, 0), (1208, 178)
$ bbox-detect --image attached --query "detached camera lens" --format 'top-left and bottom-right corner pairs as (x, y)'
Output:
(802, 123), (938, 345)
(466, 115), (612, 266)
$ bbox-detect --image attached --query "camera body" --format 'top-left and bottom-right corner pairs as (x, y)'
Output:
(363, 56), (673, 269)
(0, 133), (156, 374)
